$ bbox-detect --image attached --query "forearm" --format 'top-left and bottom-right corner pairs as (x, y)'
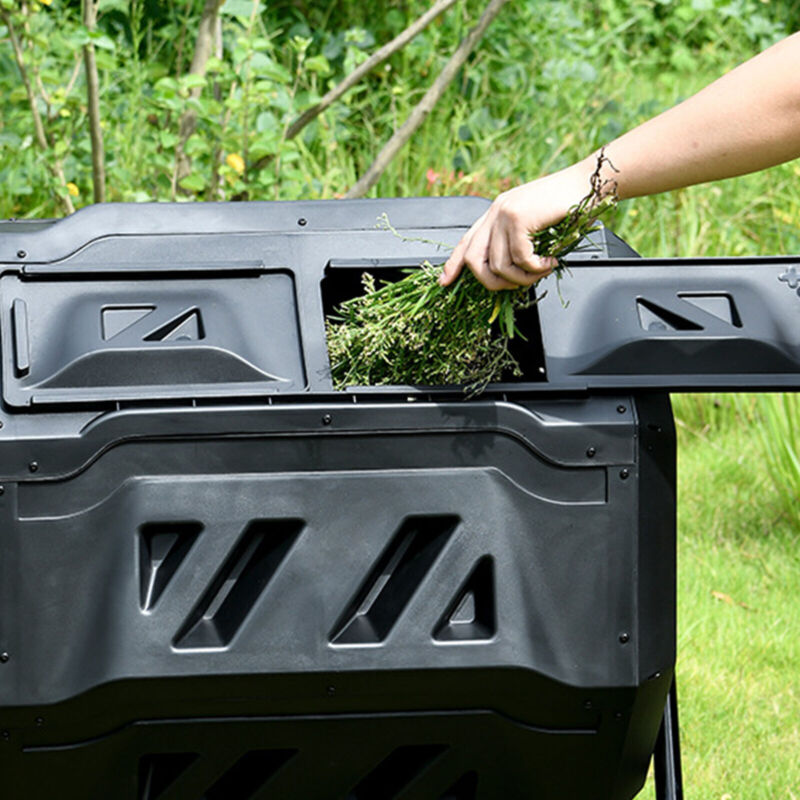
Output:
(443, 32), (800, 290)
(572, 31), (800, 199)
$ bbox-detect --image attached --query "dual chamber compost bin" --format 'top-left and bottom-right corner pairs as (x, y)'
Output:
(0, 197), (799, 800)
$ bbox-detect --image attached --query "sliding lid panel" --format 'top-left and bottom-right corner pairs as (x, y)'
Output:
(0, 272), (306, 406)
(538, 257), (800, 391)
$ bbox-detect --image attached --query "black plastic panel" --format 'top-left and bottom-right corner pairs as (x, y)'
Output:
(0, 394), (674, 800)
(4, 700), (668, 800)
(0, 273), (306, 405)
(539, 261), (800, 391)
(2, 198), (797, 396)
(0, 198), (756, 799)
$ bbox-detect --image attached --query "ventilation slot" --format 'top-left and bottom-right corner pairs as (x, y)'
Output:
(679, 293), (741, 327)
(440, 771), (479, 799)
(347, 745), (447, 800)
(102, 305), (155, 340)
(637, 299), (703, 332)
(139, 522), (202, 611)
(144, 308), (204, 341)
(174, 518), (303, 649)
(330, 515), (458, 645)
(434, 556), (495, 642)
(138, 753), (198, 800)
(204, 749), (297, 800)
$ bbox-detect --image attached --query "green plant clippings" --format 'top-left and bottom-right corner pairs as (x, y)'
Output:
(326, 151), (618, 394)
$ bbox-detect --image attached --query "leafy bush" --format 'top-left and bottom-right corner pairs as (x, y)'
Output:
(1, 0), (793, 217)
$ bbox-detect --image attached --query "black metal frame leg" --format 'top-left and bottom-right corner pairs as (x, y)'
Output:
(654, 679), (684, 800)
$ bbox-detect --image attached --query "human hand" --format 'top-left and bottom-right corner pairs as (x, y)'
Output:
(440, 163), (592, 290)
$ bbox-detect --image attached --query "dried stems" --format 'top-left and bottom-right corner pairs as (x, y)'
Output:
(345, 0), (511, 199)
(83, 0), (106, 202)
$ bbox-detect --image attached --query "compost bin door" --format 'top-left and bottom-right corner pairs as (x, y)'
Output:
(538, 232), (800, 393)
(0, 271), (306, 405)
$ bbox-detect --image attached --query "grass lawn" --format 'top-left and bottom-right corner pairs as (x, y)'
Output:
(639, 397), (800, 799)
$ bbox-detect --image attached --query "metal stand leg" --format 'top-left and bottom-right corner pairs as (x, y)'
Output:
(654, 678), (684, 800)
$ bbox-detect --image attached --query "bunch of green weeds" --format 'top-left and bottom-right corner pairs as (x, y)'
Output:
(327, 153), (617, 392)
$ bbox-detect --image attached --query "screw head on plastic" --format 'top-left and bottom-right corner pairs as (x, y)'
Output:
(620, 468), (630, 480)
(618, 632), (630, 644)
(617, 405), (626, 414)
(297, 218), (308, 227)
(586, 447), (596, 458)
(0, 652), (9, 663)
(16, 250), (26, 259)
(28, 461), (39, 473)
(322, 414), (332, 425)
(0, 486), (4, 496)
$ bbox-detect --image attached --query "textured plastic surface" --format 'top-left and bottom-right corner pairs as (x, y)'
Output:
(0, 274), (305, 405)
(0, 197), (785, 799)
(0, 391), (675, 800)
(1, 198), (798, 400)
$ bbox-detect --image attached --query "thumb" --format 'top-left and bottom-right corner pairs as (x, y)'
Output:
(439, 257), (463, 286)
(439, 237), (469, 286)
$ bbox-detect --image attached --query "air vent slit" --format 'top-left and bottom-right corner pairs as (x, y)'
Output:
(347, 745), (448, 800)
(330, 515), (458, 645)
(138, 753), (198, 800)
(439, 771), (479, 799)
(204, 748), (297, 800)
(144, 308), (205, 342)
(678, 292), (742, 327)
(102, 305), (156, 340)
(434, 556), (496, 643)
(139, 522), (202, 611)
(636, 298), (703, 332)
(173, 518), (303, 649)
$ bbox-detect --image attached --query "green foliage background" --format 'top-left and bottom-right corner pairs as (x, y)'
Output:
(0, 0), (798, 248)
(2, 2), (800, 798)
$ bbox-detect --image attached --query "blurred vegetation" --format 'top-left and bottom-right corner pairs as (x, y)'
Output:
(1, 0), (798, 245)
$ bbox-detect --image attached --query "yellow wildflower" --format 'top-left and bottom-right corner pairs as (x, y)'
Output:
(66, 182), (79, 197)
(774, 208), (795, 226)
(226, 153), (245, 175)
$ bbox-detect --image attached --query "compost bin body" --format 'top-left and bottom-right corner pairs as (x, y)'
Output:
(0, 392), (675, 800)
(11, 196), (800, 798)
